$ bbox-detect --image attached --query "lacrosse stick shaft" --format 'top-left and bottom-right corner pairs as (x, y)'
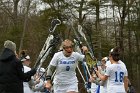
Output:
(34, 19), (61, 69)
(78, 25), (94, 57)
(77, 65), (86, 83)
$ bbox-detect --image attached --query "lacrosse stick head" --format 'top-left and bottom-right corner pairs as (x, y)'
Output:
(49, 19), (61, 33)
(85, 52), (97, 68)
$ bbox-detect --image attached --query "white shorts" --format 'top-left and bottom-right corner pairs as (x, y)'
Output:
(100, 86), (107, 93)
(107, 85), (126, 93)
(90, 83), (98, 93)
(53, 83), (78, 93)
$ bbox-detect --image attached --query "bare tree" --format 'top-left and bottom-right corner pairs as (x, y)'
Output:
(19, 0), (31, 53)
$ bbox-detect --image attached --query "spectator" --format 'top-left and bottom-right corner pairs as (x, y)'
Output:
(0, 40), (36, 93)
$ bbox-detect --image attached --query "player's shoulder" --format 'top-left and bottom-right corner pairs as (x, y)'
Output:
(70, 52), (79, 56)
(54, 51), (63, 56)
(118, 60), (127, 68)
(72, 52), (84, 58)
(118, 60), (125, 65)
(106, 60), (111, 67)
(106, 63), (119, 70)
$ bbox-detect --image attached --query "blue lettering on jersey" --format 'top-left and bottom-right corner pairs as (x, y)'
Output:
(60, 60), (75, 64)
(63, 61), (67, 64)
(66, 66), (70, 71)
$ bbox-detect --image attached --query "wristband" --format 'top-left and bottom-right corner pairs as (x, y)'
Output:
(46, 75), (51, 80)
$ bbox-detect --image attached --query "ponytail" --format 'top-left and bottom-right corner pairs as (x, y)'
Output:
(110, 47), (121, 61)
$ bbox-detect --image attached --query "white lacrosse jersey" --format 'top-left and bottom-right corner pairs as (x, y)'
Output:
(23, 66), (34, 93)
(90, 83), (98, 93)
(105, 63), (128, 93)
(100, 69), (107, 93)
(101, 60), (128, 93)
(106, 60), (127, 69)
(50, 51), (85, 85)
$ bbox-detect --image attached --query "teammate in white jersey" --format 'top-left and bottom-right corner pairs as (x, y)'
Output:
(89, 57), (108, 93)
(45, 39), (88, 93)
(95, 47), (128, 93)
(98, 57), (108, 93)
(20, 50), (34, 93)
(33, 67), (46, 93)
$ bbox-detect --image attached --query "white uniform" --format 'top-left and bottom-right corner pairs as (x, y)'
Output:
(105, 63), (128, 93)
(106, 60), (127, 69)
(23, 66), (34, 93)
(99, 69), (107, 93)
(90, 83), (98, 93)
(33, 79), (45, 93)
(50, 51), (84, 93)
(100, 60), (127, 93)
(90, 66), (106, 93)
(33, 68), (46, 93)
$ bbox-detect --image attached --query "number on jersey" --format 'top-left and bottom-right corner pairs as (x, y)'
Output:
(115, 71), (124, 82)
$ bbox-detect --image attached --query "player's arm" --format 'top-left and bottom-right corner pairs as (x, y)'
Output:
(45, 53), (58, 81)
(124, 76), (128, 93)
(95, 70), (108, 81)
(45, 65), (56, 90)
(46, 65), (56, 77)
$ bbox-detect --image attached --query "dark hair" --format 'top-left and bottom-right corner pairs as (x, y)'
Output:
(110, 47), (121, 61)
(19, 50), (29, 62)
(19, 50), (27, 58)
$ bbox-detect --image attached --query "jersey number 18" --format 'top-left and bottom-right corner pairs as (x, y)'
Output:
(115, 71), (124, 82)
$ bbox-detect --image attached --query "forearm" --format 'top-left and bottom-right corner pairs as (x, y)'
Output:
(46, 65), (56, 80)
(96, 71), (107, 81)
(124, 76), (128, 92)
(17, 61), (36, 81)
(45, 65), (56, 91)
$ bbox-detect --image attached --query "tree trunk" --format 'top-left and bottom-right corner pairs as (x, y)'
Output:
(127, 4), (133, 80)
(19, 0), (31, 53)
(13, 0), (19, 27)
(112, 1), (118, 46)
(118, 0), (127, 61)
(95, 0), (101, 60)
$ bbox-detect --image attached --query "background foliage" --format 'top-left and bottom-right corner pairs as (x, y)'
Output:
(0, 0), (139, 92)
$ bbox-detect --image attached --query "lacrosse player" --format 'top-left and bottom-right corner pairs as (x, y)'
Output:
(45, 39), (88, 93)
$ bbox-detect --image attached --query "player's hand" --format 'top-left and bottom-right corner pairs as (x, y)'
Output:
(89, 75), (95, 82)
(35, 78), (40, 84)
(44, 80), (52, 91)
(82, 46), (88, 53)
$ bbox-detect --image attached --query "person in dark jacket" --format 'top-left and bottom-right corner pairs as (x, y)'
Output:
(0, 40), (36, 93)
